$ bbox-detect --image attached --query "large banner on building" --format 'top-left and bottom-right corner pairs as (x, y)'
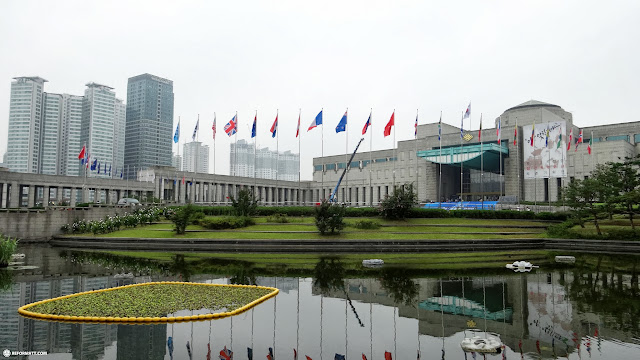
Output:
(523, 121), (567, 179)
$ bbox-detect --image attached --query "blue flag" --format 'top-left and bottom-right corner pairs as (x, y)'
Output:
(173, 121), (180, 143)
(247, 347), (253, 360)
(97, 162), (101, 174)
(308, 110), (323, 131)
(91, 159), (97, 171)
(120, 169), (123, 179)
(336, 110), (347, 133)
(109, 164), (111, 177)
(335, 354), (345, 360)
(192, 119), (199, 141)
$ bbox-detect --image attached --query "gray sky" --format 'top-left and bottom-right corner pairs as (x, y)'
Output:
(1, 0), (639, 180)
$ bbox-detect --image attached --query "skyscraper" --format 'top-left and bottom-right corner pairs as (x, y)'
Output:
(60, 94), (84, 176)
(230, 139), (300, 180)
(113, 98), (126, 176)
(5, 77), (47, 173)
(41, 93), (62, 175)
(182, 142), (209, 173)
(80, 82), (117, 178)
(124, 73), (174, 179)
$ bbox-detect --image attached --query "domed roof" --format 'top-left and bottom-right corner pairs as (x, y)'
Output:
(506, 100), (561, 112)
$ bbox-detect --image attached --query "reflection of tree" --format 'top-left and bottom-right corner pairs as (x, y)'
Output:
(567, 256), (640, 336)
(313, 257), (346, 295)
(229, 264), (257, 285)
(379, 267), (419, 306)
(61, 250), (168, 274)
(0, 270), (13, 291)
(169, 254), (191, 282)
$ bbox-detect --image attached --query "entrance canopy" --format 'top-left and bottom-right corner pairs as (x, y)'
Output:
(417, 143), (509, 172)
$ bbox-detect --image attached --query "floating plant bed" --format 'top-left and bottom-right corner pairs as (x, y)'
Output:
(18, 282), (278, 323)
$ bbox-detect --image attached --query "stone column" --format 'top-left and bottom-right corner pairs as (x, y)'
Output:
(199, 182), (205, 203)
(0, 183), (6, 208)
(43, 186), (50, 208)
(160, 178), (165, 201)
(180, 182), (187, 204)
(27, 185), (35, 208)
(70, 188), (77, 207)
(56, 186), (63, 205)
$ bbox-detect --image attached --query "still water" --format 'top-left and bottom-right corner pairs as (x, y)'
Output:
(1, 246), (639, 360)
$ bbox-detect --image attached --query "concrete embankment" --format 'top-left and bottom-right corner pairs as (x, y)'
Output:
(49, 236), (640, 254)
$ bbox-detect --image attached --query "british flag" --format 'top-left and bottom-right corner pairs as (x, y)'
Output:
(225, 115), (237, 136)
(219, 346), (233, 360)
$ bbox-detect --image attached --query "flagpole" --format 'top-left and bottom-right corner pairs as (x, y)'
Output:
(460, 111), (464, 204)
(276, 109), (279, 206)
(499, 116), (503, 201)
(548, 124), (552, 209)
(369, 109), (373, 207)
(298, 109), (301, 205)
(438, 112), (442, 208)
(393, 108), (396, 190)
(235, 111), (238, 178)
(480, 113), (484, 209)
(590, 130), (594, 172)
(345, 108), (349, 204)
(321, 107), (324, 200)
(213, 113), (216, 176)
(415, 109), (419, 203)
(516, 117), (520, 207)
(254, 110), (257, 197)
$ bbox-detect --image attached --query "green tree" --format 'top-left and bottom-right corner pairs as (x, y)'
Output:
(314, 200), (346, 235)
(608, 158), (640, 229)
(380, 183), (418, 219)
(171, 204), (198, 234)
(564, 177), (606, 235)
(229, 187), (258, 217)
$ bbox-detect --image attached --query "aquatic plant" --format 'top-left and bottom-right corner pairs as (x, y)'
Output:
(0, 235), (19, 268)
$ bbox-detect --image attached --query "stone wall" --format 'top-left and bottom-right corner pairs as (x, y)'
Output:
(0, 206), (134, 241)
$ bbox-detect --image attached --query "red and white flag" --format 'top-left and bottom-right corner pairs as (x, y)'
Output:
(212, 115), (216, 140)
(296, 113), (300, 138)
(567, 128), (572, 150)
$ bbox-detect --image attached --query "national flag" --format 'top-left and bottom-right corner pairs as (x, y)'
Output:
(247, 347), (253, 360)
(78, 145), (86, 162)
(167, 337), (173, 357)
(588, 137), (592, 154)
(384, 111), (394, 137)
(362, 354), (368, 360)
(306, 357), (312, 360)
(362, 112), (371, 135)
(270, 114), (278, 138)
(296, 113), (301, 138)
(212, 115), (217, 140)
(308, 110), (323, 131)
(98, 162), (100, 174)
(219, 346), (232, 360)
(417, 350), (420, 360)
(545, 126), (549, 147)
(187, 341), (192, 358)
(173, 121), (180, 143)
(530, 123), (535, 146)
(438, 114), (442, 141)
(414, 113), (418, 138)
(293, 349), (297, 360)
(557, 132), (562, 149)
(478, 115), (482, 141)
(251, 114), (257, 138)
(192, 119), (199, 141)
(109, 164), (111, 177)
(224, 115), (237, 136)
(207, 343), (211, 360)
(336, 110), (347, 133)
(267, 347), (274, 360)
(497, 117), (501, 144)
(568, 128), (573, 150)
(385, 351), (393, 360)
(536, 340), (541, 354)
(335, 354), (345, 360)
(463, 102), (471, 119)
(575, 129), (583, 151)
(514, 119), (518, 146)
(182, 176), (185, 184)
(594, 328), (599, 337)
(91, 158), (97, 171)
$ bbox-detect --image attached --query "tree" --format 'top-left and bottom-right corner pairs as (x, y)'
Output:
(314, 200), (346, 235)
(608, 158), (640, 229)
(380, 183), (418, 219)
(563, 177), (606, 235)
(171, 204), (198, 234)
(229, 187), (258, 217)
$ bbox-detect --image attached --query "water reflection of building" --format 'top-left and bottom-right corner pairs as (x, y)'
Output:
(117, 324), (167, 360)
(256, 276), (298, 294)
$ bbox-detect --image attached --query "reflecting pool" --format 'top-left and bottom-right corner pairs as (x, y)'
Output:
(1, 245), (638, 359)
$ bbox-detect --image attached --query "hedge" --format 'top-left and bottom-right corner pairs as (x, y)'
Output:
(176, 205), (568, 221)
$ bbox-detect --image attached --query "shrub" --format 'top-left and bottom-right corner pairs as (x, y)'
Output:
(266, 213), (290, 223)
(199, 216), (255, 230)
(352, 219), (381, 230)
(0, 235), (19, 267)
(229, 188), (258, 217)
(171, 204), (198, 235)
(314, 200), (346, 235)
(190, 210), (205, 225)
(380, 184), (417, 219)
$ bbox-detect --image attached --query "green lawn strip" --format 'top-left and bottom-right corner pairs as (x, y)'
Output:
(189, 224), (541, 233)
(100, 250), (549, 268)
(26, 283), (273, 318)
(234, 217), (549, 227)
(95, 230), (543, 239)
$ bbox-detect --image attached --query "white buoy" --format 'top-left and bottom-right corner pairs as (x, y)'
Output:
(505, 261), (539, 272)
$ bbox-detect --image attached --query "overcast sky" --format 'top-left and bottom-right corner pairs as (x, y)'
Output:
(1, 0), (638, 179)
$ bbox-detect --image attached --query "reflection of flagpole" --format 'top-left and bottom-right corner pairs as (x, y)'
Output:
(548, 125), (552, 209)
(516, 117), (520, 206)
(499, 116), (503, 200)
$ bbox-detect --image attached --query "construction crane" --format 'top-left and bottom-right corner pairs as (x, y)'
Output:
(329, 137), (365, 203)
